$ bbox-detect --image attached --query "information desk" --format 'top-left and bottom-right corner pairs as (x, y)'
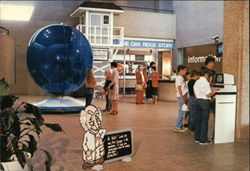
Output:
(158, 80), (176, 101)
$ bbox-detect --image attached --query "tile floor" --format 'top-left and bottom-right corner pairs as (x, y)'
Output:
(16, 95), (249, 171)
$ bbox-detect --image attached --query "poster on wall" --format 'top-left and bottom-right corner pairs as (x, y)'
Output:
(183, 43), (222, 73)
(93, 48), (108, 61)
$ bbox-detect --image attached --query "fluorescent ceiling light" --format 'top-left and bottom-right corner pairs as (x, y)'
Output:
(0, 4), (34, 21)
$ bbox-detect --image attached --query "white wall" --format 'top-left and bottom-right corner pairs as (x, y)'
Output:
(173, 1), (224, 48)
(171, 1), (224, 70)
(114, 10), (176, 39)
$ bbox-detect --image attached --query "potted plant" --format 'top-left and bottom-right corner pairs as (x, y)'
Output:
(0, 78), (63, 171)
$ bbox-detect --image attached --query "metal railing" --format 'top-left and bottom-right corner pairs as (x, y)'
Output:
(76, 24), (124, 47)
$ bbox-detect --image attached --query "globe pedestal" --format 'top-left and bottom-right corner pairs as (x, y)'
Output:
(32, 96), (85, 113)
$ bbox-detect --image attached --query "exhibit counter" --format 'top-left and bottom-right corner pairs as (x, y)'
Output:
(158, 80), (177, 101)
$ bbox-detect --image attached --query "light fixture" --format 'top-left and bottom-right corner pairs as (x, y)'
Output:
(0, 4), (34, 21)
(211, 35), (219, 43)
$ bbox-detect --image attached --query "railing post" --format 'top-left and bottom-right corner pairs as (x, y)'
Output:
(95, 26), (97, 45)
(110, 27), (113, 46)
(123, 46), (126, 97)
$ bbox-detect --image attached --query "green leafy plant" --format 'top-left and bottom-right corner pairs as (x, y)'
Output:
(0, 78), (63, 170)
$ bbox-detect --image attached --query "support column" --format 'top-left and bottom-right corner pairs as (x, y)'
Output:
(222, 1), (249, 139)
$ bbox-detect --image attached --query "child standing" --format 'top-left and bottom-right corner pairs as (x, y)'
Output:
(174, 65), (188, 132)
(183, 71), (191, 130)
(193, 68), (217, 145)
(187, 70), (200, 131)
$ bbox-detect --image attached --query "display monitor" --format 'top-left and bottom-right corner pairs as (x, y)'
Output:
(216, 43), (223, 57)
(213, 73), (235, 85)
(214, 73), (224, 84)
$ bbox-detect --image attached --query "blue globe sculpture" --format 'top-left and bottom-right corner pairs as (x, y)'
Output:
(27, 24), (93, 94)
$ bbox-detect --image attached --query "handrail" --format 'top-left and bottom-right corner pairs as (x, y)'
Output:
(0, 26), (9, 35)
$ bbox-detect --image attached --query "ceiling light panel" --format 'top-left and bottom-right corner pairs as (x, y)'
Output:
(0, 4), (34, 21)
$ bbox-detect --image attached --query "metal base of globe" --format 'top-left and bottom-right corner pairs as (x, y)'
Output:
(32, 96), (85, 113)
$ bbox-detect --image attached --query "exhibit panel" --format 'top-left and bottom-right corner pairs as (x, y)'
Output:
(213, 73), (237, 144)
(214, 94), (236, 144)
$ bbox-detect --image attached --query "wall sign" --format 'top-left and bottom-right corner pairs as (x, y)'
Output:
(92, 48), (108, 60)
(187, 55), (222, 64)
(184, 43), (222, 72)
(124, 39), (173, 49)
(103, 129), (133, 163)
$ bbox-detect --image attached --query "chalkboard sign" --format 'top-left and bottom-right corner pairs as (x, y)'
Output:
(103, 129), (133, 163)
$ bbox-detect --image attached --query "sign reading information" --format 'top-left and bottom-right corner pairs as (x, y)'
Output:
(184, 43), (222, 72)
(103, 129), (133, 162)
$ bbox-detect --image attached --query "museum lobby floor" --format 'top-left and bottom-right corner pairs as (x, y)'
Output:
(17, 95), (249, 171)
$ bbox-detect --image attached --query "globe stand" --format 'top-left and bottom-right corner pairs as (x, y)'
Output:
(32, 96), (85, 113)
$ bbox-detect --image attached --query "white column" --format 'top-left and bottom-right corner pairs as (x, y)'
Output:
(85, 11), (89, 39)
(110, 12), (114, 46)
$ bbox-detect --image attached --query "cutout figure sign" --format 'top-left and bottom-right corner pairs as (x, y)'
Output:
(80, 105), (106, 169)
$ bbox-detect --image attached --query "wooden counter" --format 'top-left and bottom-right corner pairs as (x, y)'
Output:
(158, 80), (177, 101)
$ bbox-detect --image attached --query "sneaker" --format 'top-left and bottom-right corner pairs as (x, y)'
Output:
(187, 129), (195, 133)
(199, 140), (213, 145)
(174, 128), (186, 133)
(194, 140), (200, 143)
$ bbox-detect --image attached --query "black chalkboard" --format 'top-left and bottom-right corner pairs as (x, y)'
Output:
(103, 129), (133, 162)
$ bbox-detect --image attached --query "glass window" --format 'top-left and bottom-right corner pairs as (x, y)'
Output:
(91, 14), (101, 26)
(103, 15), (109, 25)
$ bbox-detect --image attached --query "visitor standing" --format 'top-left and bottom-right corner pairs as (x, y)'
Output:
(187, 70), (200, 131)
(108, 62), (119, 115)
(103, 69), (112, 112)
(146, 61), (156, 101)
(151, 66), (159, 104)
(193, 67), (217, 145)
(135, 64), (147, 104)
(202, 56), (216, 83)
(84, 69), (96, 107)
(174, 65), (188, 132)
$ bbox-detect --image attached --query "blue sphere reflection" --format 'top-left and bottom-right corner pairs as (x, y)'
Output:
(26, 24), (93, 94)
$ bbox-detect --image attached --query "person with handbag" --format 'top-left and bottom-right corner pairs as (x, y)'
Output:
(108, 62), (119, 115)
(135, 64), (147, 104)
(103, 69), (112, 112)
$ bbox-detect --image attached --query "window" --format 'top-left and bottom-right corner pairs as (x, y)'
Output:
(103, 15), (109, 25)
(91, 14), (101, 26)
(135, 55), (144, 61)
